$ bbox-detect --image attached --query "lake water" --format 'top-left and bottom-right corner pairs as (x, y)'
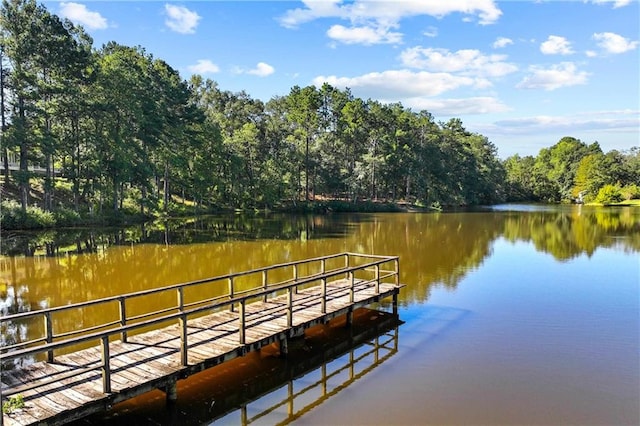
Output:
(1, 205), (638, 425)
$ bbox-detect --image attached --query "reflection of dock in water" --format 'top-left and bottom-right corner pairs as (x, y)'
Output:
(84, 308), (402, 425)
(224, 309), (401, 425)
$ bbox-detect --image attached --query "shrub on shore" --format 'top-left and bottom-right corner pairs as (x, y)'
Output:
(1, 200), (55, 229)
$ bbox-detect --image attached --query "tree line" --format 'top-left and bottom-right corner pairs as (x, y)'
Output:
(0, 0), (638, 227)
(504, 137), (639, 204)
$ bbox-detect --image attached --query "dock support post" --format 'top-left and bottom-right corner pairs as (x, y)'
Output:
(279, 336), (289, 357)
(166, 381), (177, 403)
(165, 379), (178, 404)
(393, 291), (398, 316)
(345, 308), (353, 327)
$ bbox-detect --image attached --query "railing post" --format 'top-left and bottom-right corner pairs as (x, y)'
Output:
(179, 313), (188, 366)
(287, 287), (293, 327)
(118, 297), (127, 343)
(321, 277), (327, 314)
(394, 257), (400, 286)
(344, 253), (350, 280)
(293, 264), (299, 294)
(239, 299), (246, 345)
(375, 263), (380, 294)
(44, 312), (53, 362)
(177, 287), (184, 312)
(350, 270), (355, 303)
(228, 276), (235, 312)
(321, 258), (326, 275)
(262, 270), (268, 302)
(101, 336), (111, 393)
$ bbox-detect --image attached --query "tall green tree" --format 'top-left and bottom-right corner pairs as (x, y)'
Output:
(1, 0), (92, 210)
(541, 137), (601, 200)
(93, 43), (155, 213)
(339, 96), (368, 199)
(0, 36), (9, 180)
(1, 0), (47, 209)
(286, 85), (321, 200)
(572, 153), (610, 201)
(504, 154), (537, 201)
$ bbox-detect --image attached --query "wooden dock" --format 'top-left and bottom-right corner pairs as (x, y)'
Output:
(0, 253), (403, 426)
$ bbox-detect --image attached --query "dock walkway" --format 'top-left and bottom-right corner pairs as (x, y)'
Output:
(1, 253), (402, 425)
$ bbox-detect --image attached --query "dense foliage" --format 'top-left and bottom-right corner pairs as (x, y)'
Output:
(0, 0), (505, 219)
(0, 0), (637, 229)
(503, 137), (639, 203)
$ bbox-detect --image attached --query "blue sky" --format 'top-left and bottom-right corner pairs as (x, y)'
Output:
(47, 0), (639, 158)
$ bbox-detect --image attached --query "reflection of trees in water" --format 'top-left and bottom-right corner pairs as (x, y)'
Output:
(502, 208), (640, 260)
(0, 282), (35, 370)
(366, 212), (503, 304)
(0, 214), (365, 258)
(0, 207), (637, 357)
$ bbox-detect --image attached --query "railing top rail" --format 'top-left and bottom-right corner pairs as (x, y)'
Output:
(344, 252), (399, 260)
(3, 252), (394, 323)
(0, 256), (400, 362)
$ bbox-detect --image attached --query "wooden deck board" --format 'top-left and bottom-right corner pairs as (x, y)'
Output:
(2, 277), (401, 426)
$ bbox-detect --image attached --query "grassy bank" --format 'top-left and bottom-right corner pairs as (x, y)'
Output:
(586, 199), (640, 207)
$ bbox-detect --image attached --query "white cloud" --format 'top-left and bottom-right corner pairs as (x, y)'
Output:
(493, 37), (513, 49)
(279, 0), (502, 44)
(247, 62), (275, 77)
(540, 35), (574, 55)
(59, 2), (108, 30)
(312, 70), (478, 98)
(327, 24), (402, 45)
(485, 110), (640, 135)
(234, 62), (276, 77)
(593, 32), (639, 54)
(401, 97), (511, 115)
(164, 4), (201, 34)
(187, 59), (219, 75)
(585, 50), (598, 57)
(279, 0), (344, 28)
(400, 47), (518, 78)
(423, 26), (438, 38)
(517, 62), (589, 91)
(587, 0), (632, 8)
(474, 109), (640, 156)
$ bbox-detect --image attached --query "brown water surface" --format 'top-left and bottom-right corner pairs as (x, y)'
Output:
(1, 205), (638, 425)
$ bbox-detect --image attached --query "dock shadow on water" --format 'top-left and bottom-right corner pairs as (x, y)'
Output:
(72, 308), (402, 426)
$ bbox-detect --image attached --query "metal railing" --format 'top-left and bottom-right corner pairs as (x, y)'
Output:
(0, 253), (400, 395)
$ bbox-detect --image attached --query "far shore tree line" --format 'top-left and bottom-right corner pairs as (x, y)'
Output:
(0, 0), (638, 229)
